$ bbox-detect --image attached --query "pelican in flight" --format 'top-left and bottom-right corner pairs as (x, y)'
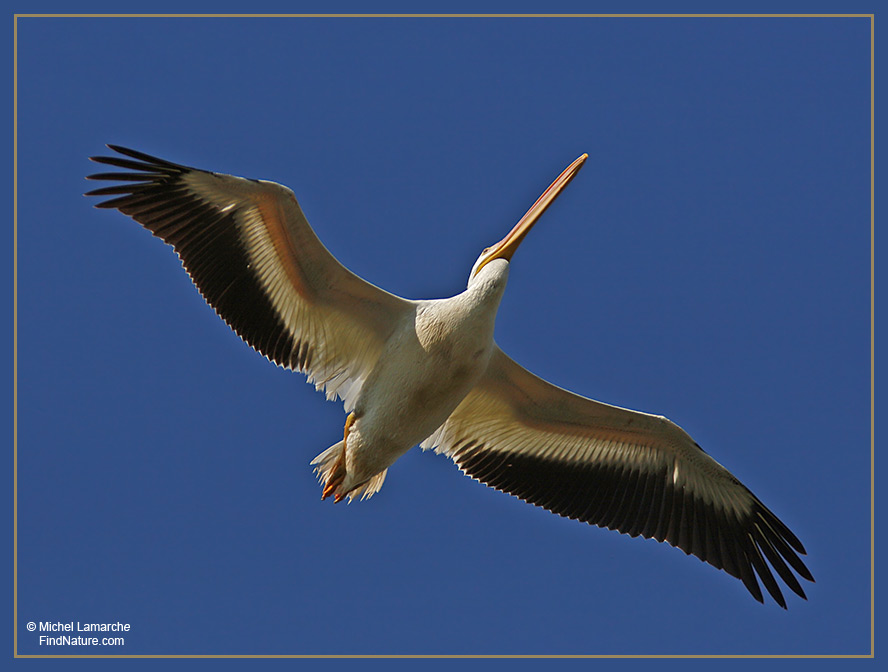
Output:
(86, 146), (813, 607)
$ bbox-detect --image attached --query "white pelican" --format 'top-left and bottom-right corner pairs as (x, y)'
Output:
(86, 146), (813, 608)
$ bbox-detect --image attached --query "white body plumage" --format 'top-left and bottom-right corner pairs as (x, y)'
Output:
(318, 259), (510, 498)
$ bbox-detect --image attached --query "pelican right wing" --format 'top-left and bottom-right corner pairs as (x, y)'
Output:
(86, 145), (412, 410)
(422, 346), (814, 607)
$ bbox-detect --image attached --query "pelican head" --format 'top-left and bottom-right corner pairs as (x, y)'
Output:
(469, 153), (588, 286)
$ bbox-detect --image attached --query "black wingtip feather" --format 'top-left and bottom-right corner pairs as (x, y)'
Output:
(105, 144), (187, 169)
(88, 155), (159, 172)
(86, 171), (164, 182)
(84, 184), (140, 197)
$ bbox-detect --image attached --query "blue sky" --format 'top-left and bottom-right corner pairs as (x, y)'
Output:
(13, 7), (874, 663)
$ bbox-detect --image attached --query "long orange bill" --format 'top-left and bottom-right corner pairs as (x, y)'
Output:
(474, 153), (587, 277)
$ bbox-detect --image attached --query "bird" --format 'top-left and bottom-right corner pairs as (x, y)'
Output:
(85, 145), (813, 608)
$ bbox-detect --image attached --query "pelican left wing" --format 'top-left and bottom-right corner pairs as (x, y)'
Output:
(421, 346), (813, 608)
(86, 145), (412, 410)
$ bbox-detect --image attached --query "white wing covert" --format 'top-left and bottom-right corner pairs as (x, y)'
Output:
(86, 146), (412, 410)
(422, 346), (813, 607)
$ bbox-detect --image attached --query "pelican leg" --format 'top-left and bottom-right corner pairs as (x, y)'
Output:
(321, 413), (356, 502)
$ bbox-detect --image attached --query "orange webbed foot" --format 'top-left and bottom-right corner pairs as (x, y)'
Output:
(319, 413), (356, 501)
